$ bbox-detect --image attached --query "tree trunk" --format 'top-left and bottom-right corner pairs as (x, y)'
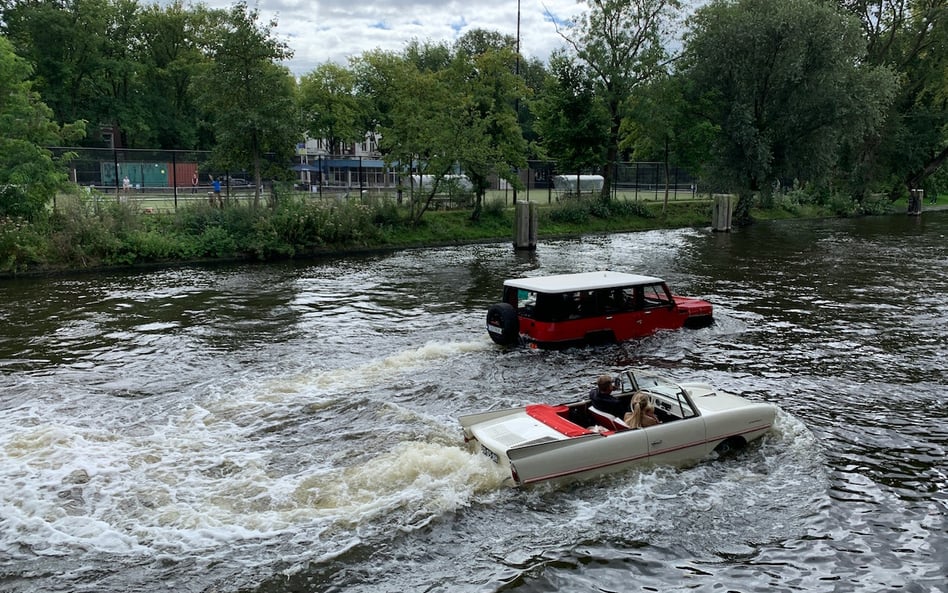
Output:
(905, 144), (948, 195)
(470, 191), (483, 222)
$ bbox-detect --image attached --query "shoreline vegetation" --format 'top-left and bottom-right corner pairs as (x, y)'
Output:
(0, 188), (939, 279)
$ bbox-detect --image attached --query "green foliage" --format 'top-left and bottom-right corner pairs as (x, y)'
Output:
(0, 216), (48, 273)
(372, 200), (403, 227)
(0, 35), (85, 220)
(547, 196), (656, 225)
(298, 63), (365, 155)
(547, 198), (592, 225)
(482, 198), (506, 219)
(837, 0), (948, 198)
(682, 0), (898, 196)
(561, 0), (682, 197)
(192, 1), (298, 206)
(534, 54), (611, 173)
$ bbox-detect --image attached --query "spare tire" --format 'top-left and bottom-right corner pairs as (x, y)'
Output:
(486, 303), (519, 345)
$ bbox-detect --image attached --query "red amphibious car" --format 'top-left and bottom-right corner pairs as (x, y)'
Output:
(486, 271), (712, 348)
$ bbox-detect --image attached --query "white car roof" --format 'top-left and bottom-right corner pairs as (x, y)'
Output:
(503, 271), (664, 293)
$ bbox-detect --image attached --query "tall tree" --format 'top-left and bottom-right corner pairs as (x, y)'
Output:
(557, 0), (681, 201)
(534, 53), (611, 190)
(0, 36), (85, 219)
(137, 0), (207, 149)
(1, 0), (110, 138)
(298, 62), (365, 156)
(450, 39), (528, 220)
(378, 53), (461, 225)
(836, 0), (948, 199)
(681, 0), (897, 220)
(91, 0), (147, 148)
(192, 1), (297, 207)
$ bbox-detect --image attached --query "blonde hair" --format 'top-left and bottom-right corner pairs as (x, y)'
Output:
(624, 391), (655, 429)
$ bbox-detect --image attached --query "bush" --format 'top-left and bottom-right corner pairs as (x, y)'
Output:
(548, 197), (592, 224)
(372, 199), (403, 226)
(481, 198), (506, 218)
(196, 226), (236, 258)
(0, 216), (48, 273)
(609, 199), (654, 218)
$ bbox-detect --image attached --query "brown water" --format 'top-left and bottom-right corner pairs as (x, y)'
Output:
(0, 213), (945, 593)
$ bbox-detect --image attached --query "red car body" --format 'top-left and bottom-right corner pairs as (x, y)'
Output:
(486, 271), (712, 348)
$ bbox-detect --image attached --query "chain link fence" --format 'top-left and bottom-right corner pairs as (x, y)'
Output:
(50, 147), (700, 210)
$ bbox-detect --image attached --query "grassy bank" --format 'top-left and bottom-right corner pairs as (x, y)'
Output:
(0, 189), (922, 277)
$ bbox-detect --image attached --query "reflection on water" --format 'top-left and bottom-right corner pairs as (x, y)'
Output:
(1, 213), (946, 593)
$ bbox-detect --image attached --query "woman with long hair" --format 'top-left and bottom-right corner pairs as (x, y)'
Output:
(624, 391), (661, 429)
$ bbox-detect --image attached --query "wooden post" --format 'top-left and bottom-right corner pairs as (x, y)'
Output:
(712, 194), (733, 232)
(514, 201), (537, 250)
(908, 189), (922, 216)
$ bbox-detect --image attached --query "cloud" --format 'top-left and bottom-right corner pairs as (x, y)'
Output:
(196, 0), (586, 74)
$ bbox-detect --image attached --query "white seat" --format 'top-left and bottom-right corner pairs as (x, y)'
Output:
(588, 406), (630, 429)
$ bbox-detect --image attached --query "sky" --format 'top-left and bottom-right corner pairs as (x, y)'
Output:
(199, 0), (588, 75)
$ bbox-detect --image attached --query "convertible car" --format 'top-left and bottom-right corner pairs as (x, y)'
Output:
(459, 369), (775, 487)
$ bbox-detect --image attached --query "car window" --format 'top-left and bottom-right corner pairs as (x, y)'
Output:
(642, 283), (673, 307)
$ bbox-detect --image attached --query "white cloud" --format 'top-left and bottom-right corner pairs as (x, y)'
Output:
(198, 0), (587, 74)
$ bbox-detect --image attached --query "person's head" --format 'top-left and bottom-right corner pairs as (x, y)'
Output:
(597, 374), (613, 392)
(631, 391), (649, 409)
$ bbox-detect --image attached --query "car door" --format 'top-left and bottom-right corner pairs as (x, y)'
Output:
(639, 283), (679, 331)
(642, 416), (708, 465)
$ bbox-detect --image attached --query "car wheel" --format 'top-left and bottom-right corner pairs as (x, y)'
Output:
(714, 436), (746, 458)
(486, 303), (519, 345)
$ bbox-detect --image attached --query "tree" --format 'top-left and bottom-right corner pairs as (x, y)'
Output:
(136, 0), (208, 149)
(0, 0), (206, 149)
(620, 74), (716, 211)
(298, 62), (365, 156)
(1, 0), (110, 137)
(836, 0), (948, 199)
(378, 53), (461, 225)
(362, 41), (526, 225)
(681, 0), (897, 220)
(449, 43), (528, 220)
(192, 1), (297, 207)
(534, 53), (611, 191)
(0, 36), (85, 219)
(557, 0), (681, 201)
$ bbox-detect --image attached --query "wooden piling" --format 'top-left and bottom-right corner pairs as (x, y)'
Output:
(514, 201), (538, 250)
(712, 194), (733, 232)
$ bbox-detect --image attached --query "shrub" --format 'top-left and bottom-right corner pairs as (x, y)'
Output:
(548, 197), (592, 224)
(482, 197), (506, 219)
(611, 199), (655, 218)
(0, 216), (47, 273)
(197, 226), (237, 258)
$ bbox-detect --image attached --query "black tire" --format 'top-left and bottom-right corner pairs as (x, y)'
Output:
(714, 436), (746, 458)
(486, 303), (519, 345)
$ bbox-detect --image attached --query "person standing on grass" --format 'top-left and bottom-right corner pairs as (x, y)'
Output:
(211, 175), (222, 207)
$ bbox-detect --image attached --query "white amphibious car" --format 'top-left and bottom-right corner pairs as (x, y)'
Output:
(460, 369), (775, 487)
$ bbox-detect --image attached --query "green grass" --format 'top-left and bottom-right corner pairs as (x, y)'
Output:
(5, 187), (935, 277)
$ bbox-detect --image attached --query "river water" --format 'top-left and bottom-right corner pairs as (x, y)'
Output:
(0, 213), (945, 593)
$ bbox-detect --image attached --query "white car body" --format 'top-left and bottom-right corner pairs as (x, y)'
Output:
(459, 369), (775, 487)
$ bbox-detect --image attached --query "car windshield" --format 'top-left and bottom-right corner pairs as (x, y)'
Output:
(625, 370), (697, 418)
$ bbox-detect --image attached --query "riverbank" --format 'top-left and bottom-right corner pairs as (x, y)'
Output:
(0, 193), (939, 279)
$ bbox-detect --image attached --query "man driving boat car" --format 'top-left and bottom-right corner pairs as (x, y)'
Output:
(588, 374), (632, 417)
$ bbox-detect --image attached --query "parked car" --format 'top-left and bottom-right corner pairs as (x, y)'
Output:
(486, 271), (713, 348)
(459, 368), (775, 487)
